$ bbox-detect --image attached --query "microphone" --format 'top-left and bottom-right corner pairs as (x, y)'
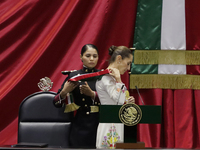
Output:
(117, 85), (125, 105)
(135, 86), (145, 105)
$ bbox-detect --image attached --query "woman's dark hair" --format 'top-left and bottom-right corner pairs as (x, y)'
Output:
(108, 45), (132, 64)
(81, 44), (99, 56)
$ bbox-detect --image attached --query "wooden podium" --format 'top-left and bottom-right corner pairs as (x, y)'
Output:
(99, 105), (161, 149)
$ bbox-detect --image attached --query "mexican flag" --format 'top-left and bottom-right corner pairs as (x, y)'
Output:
(130, 0), (200, 90)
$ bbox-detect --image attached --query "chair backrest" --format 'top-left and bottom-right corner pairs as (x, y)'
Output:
(18, 91), (73, 148)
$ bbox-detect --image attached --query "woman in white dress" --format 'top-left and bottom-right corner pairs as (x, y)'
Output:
(96, 45), (135, 149)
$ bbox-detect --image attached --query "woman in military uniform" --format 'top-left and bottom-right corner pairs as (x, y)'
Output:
(53, 44), (100, 148)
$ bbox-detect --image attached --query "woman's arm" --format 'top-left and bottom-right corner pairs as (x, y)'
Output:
(53, 81), (78, 108)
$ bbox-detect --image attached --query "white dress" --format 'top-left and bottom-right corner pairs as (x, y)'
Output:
(96, 74), (127, 149)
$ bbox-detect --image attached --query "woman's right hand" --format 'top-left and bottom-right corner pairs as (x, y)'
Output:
(108, 67), (122, 83)
(127, 96), (135, 104)
(60, 81), (78, 99)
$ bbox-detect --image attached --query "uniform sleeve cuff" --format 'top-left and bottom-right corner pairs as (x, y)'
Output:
(53, 94), (68, 108)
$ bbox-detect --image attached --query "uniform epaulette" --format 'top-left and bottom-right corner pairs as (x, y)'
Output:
(61, 70), (77, 75)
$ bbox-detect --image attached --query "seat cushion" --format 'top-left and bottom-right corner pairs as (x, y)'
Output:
(18, 122), (71, 148)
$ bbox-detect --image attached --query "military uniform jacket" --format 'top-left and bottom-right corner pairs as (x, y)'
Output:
(54, 67), (100, 148)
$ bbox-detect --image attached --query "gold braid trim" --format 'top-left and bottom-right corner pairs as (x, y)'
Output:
(134, 50), (200, 65)
(130, 74), (200, 89)
(186, 51), (200, 65)
(64, 103), (80, 113)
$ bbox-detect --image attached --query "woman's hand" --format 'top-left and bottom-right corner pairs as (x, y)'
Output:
(108, 67), (122, 83)
(79, 82), (95, 99)
(127, 96), (135, 103)
(60, 81), (78, 99)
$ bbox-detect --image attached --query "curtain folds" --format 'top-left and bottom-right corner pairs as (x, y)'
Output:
(0, 0), (138, 146)
(130, 89), (200, 148)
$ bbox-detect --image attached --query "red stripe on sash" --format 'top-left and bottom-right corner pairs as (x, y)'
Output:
(69, 69), (110, 81)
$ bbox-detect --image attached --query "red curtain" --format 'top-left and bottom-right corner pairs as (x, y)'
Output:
(0, 0), (138, 146)
(130, 89), (200, 148)
(1, 0), (200, 149)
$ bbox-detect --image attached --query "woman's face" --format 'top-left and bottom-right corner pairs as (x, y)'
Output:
(118, 55), (133, 75)
(80, 47), (99, 69)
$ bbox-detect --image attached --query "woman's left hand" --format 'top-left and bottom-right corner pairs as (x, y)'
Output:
(127, 96), (135, 103)
(79, 81), (95, 98)
(108, 67), (122, 83)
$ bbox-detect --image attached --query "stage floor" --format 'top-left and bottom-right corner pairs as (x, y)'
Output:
(0, 145), (196, 150)
(0, 146), (196, 150)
